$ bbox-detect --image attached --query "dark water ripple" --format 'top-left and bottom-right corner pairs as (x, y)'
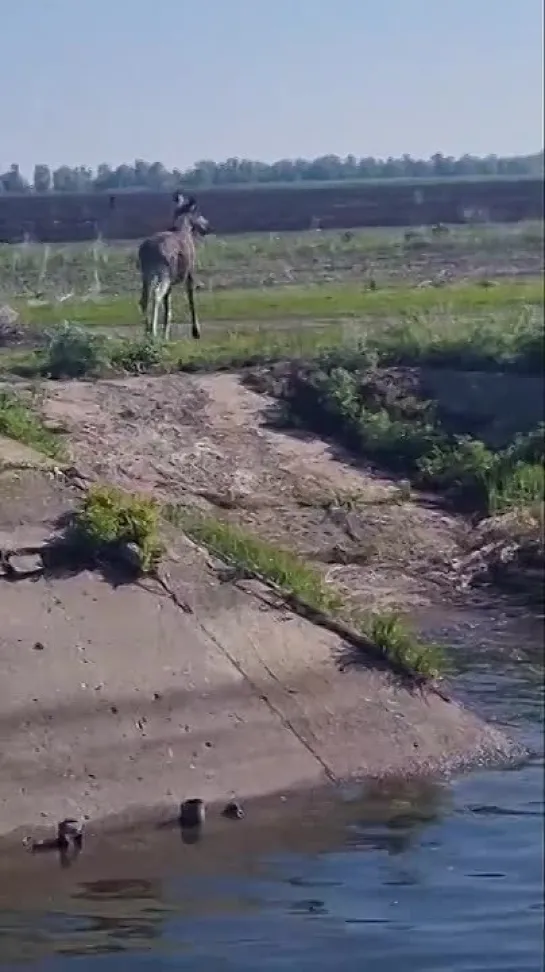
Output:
(0, 608), (543, 971)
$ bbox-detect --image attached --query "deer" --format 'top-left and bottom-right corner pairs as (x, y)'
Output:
(137, 193), (211, 341)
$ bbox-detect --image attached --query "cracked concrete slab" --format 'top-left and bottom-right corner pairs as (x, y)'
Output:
(0, 471), (520, 842)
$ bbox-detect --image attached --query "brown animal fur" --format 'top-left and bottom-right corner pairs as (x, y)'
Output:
(137, 195), (210, 340)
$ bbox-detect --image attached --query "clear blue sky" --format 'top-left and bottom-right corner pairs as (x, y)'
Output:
(1, 0), (542, 175)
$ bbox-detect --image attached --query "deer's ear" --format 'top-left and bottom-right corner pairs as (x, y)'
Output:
(173, 194), (197, 215)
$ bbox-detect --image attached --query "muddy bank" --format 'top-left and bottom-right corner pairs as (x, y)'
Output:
(37, 372), (469, 612)
(0, 454), (522, 842)
(33, 368), (542, 604)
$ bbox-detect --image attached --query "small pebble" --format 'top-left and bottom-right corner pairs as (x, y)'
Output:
(222, 800), (244, 820)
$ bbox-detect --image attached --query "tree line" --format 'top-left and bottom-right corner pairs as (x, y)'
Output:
(1, 151), (542, 193)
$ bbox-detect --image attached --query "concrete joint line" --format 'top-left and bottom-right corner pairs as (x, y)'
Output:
(197, 614), (337, 785)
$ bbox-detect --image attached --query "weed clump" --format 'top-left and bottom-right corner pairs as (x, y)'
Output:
(109, 337), (169, 374)
(364, 612), (444, 679)
(70, 485), (164, 574)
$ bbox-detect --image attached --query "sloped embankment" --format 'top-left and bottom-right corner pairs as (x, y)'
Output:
(0, 404), (522, 840)
(40, 371), (470, 612)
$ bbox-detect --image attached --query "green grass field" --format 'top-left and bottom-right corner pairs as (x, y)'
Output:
(10, 277), (542, 331)
(0, 222), (542, 640)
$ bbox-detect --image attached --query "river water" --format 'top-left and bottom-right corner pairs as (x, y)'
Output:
(0, 604), (543, 971)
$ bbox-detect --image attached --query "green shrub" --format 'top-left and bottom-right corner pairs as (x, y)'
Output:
(488, 462), (544, 514)
(110, 337), (169, 374)
(502, 424), (545, 466)
(45, 323), (110, 378)
(417, 437), (497, 500)
(280, 358), (544, 515)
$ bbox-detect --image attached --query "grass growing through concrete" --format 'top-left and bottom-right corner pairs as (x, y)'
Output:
(70, 485), (164, 574)
(0, 390), (63, 459)
(169, 504), (343, 613)
(167, 504), (445, 678)
(365, 613), (445, 679)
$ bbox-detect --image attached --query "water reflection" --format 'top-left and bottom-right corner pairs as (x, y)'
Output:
(344, 777), (449, 855)
(0, 879), (167, 964)
(0, 609), (542, 970)
(0, 778), (452, 966)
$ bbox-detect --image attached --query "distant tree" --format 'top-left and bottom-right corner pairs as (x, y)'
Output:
(52, 166), (78, 192)
(0, 163), (29, 192)
(94, 163), (115, 190)
(33, 164), (52, 192)
(3, 151), (543, 193)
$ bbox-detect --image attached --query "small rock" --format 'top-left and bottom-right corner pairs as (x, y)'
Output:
(33, 641), (45, 651)
(0, 304), (19, 327)
(179, 798), (205, 828)
(117, 541), (142, 571)
(222, 800), (244, 820)
(4, 552), (43, 577)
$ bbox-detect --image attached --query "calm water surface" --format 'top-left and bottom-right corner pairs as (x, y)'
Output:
(0, 607), (543, 971)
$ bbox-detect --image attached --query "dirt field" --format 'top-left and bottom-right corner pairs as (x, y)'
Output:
(4, 362), (542, 609)
(1, 222), (542, 307)
(40, 371), (467, 612)
(0, 176), (543, 241)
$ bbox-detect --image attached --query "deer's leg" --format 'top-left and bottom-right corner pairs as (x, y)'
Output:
(163, 286), (173, 341)
(140, 279), (151, 334)
(149, 281), (160, 340)
(152, 277), (170, 341)
(186, 274), (200, 340)
(139, 279), (149, 315)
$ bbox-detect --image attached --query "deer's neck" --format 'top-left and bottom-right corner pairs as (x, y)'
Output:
(169, 216), (192, 236)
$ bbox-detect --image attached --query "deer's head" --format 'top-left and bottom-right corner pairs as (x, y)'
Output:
(173, 193), (211, 237)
